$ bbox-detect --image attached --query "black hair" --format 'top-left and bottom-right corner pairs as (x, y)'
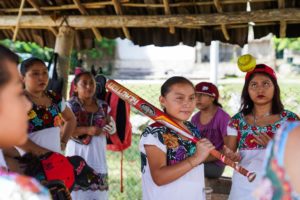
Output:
(161, 76), (194, 97)
(0, 45), (19, 88)
(72, 71), (95, 96)
(240, 72), (284, 115)
(20, 57), (46, 76)
(213, 99), (223, 108)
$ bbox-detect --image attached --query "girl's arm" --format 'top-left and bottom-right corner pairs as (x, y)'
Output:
(145, 139), (214, 186)
(17, 139), (51, 156)
(223, 135), (238, 152)
(72, 126), (102, 137)
(60, 106), (77, 143)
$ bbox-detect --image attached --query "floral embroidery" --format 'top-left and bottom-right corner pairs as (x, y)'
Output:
(68, 96), (110, 191)
(54, 115), (63, 127)
(0, 169), (51, 199)
(162, 133), (179, 149)
(27, 91), (63, 134)
(141, 121), (201, 171)
(228, 110), (299, 150)
(28, 110), (37, 119)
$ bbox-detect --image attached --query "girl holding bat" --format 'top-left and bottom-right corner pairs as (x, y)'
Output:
(0, 45), (51, 199)
(227, 64), (299, 200)
(65, 72), (116, 200)
(139, 76), (215, 200)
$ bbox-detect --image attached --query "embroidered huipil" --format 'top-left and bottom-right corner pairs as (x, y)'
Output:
(139, 122), (206, 200)
(0, 168), (51, 200)
(228, 110), (299, 200)
(254, 121), (300, 200)
(65, 96), (110, 200)
(17, 91), (65, 156)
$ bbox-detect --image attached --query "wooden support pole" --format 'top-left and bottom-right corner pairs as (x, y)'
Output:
(0, 9), (299, 28)
(12, 0), (25, 41)
(163, 0), (175, 34)
(112, 0), (131, 39)
(54, 26), (75, 99)
(280, 20), (286, 38)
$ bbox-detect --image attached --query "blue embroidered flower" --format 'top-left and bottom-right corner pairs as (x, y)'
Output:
(32, 117), (43, 127)
(49, 107), (58, 116)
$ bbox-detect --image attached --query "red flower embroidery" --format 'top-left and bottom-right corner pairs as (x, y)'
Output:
(252, 126), (257, 131)
(282, 181), (292, 194)
(276, 124), (281, 129)
(282, 111), (287, 117)
(287, 117), (295, 122)
(266, 131), (274, 138)
(245, 134), (257, 148)
(42, 111), (52, 124)
(237, 132), (241, 143)
(267, 125), (272, 131)
(243, 125), (248, 130)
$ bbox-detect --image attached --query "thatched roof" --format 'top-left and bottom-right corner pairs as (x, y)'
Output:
(0, 0), (299, 49)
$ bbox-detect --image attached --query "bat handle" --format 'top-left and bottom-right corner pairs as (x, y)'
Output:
(210, 149), (256, 182)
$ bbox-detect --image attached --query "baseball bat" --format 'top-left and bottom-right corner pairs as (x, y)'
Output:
(105, 79), (256, 182)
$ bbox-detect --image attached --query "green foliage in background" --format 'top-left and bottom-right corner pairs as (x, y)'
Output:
(273, 37), (300, 52)
(0, 39), (53, 61)
(0, 38), (116, 72)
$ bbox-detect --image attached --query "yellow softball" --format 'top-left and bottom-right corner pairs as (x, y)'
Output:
(237, 54), (256, 72)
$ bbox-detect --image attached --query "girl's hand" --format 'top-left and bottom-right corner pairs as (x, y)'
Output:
(87, 126), (101, 136)
(103, 117), (117, 135)
(253, 133), (272, 147)
(222, 145), (241, 162)
(189, 139), (215, 167)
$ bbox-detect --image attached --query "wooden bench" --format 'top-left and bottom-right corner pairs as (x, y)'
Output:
(205, 176), (232, 200)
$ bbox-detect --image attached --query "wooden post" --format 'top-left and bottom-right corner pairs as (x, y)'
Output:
(54, 26), (75, 99)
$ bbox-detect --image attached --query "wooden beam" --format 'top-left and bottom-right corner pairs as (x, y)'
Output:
(0, 9), (299, 28)
(123, 0), (275, 8)
(213, 0), (230, 41)
(0, 0), (276, 13)
(26, 0), (43, 14)
(278, 0), (285, 8)
(213, 0), (223, 13)
(72, 0), (102, 41)
(162, 0), (175, 34)
(13, 0), (26, 41)
(111, 0), (131, 39)
(26, 0), (58, 36)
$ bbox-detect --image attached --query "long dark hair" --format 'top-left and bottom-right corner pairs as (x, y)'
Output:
(20, 57), (46, 76)
(240, 72), (284, 115)
(0, 45), (19, 88)
(213, 99), (223, 108)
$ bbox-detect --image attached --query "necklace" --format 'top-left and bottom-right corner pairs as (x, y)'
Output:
(252, 111), (271, 126)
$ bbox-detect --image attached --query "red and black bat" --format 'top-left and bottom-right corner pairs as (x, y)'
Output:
(106, 80), (256, 182)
